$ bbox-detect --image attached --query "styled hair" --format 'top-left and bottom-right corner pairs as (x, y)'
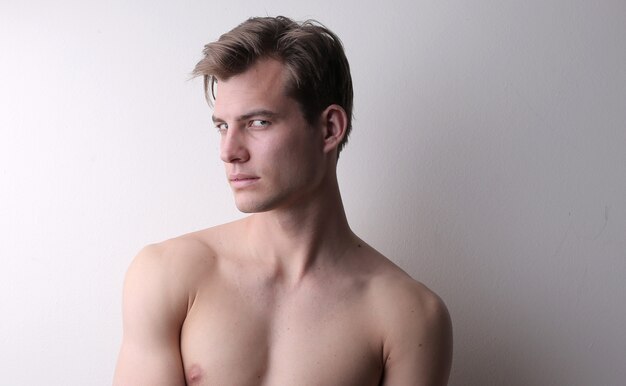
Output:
(192, 16), (354, 155)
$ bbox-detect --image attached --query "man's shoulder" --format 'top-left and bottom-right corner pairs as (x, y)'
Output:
(136, 231), (214, 269)
(371, 265), (446, 316)
(363, 257), (453, 383)
(137, 219), (245, 265)
(364, 256), (450, 343)
(361, 255), (452, 378)
(128, 220), (243, 286)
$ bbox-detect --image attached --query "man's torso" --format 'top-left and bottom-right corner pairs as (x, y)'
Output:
(167, 222), (409, 385)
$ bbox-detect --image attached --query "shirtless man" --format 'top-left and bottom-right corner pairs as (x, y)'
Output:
(114, 16), (452, 385)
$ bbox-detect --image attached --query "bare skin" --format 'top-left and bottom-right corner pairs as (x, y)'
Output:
(114, 58), (452, 385)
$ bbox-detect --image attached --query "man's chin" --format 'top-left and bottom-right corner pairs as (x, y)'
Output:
(236, 206), (256, 214)
(234, 196), (282, 214)
(234, 200), (268, 214)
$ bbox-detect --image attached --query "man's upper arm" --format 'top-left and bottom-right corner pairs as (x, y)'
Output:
(113, 245), (188, 386)
(381, 282), (453, 386)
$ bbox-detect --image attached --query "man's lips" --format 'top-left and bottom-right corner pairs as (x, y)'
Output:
(228, 174), (259, 188)
(229, 174), (258, 181)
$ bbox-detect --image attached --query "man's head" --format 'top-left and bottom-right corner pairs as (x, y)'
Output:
(192, 16), (353, 156)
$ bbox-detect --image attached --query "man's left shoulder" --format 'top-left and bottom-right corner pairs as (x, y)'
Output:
(369, 266), (450, 331)
(366, 262), (453, 384)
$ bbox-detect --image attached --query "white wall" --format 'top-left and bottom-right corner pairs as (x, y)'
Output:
(1, 1), (624, 385)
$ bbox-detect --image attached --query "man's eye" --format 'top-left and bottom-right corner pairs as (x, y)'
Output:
(250, 120), (270, 128)
(215, 123), (228, 133)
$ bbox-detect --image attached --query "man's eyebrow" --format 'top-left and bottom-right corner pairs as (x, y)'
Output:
(212, 109), (279, 123)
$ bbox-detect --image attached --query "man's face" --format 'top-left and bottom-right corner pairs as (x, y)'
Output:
(212, 58), (325, 213)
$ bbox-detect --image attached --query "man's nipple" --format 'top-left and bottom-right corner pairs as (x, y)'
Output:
(185, 364), (204, 384)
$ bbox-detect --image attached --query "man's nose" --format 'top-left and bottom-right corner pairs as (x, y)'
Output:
(220, 129), (249, 163)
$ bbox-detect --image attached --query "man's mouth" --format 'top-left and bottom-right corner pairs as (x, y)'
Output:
(228, 174), (260, 188)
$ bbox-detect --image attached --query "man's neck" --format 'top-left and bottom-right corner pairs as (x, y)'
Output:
(242, 182), (356, 285)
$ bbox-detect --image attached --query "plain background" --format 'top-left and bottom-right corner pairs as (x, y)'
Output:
(1, 1), (625, 385)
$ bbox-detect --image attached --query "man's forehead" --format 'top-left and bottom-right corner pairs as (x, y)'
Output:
(212, 59), (297, 119)
(216, 58), (289, 94)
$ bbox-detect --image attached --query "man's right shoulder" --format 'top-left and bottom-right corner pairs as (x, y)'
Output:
(126, 224), (231, 293)
(137, 230), (217, 266)
(115, 226), (232, 386)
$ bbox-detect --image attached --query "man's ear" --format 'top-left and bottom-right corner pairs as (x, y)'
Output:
(320, 104), (348, 154)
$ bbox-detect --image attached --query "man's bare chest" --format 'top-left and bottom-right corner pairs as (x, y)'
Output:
(179, 279), (383, 385)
